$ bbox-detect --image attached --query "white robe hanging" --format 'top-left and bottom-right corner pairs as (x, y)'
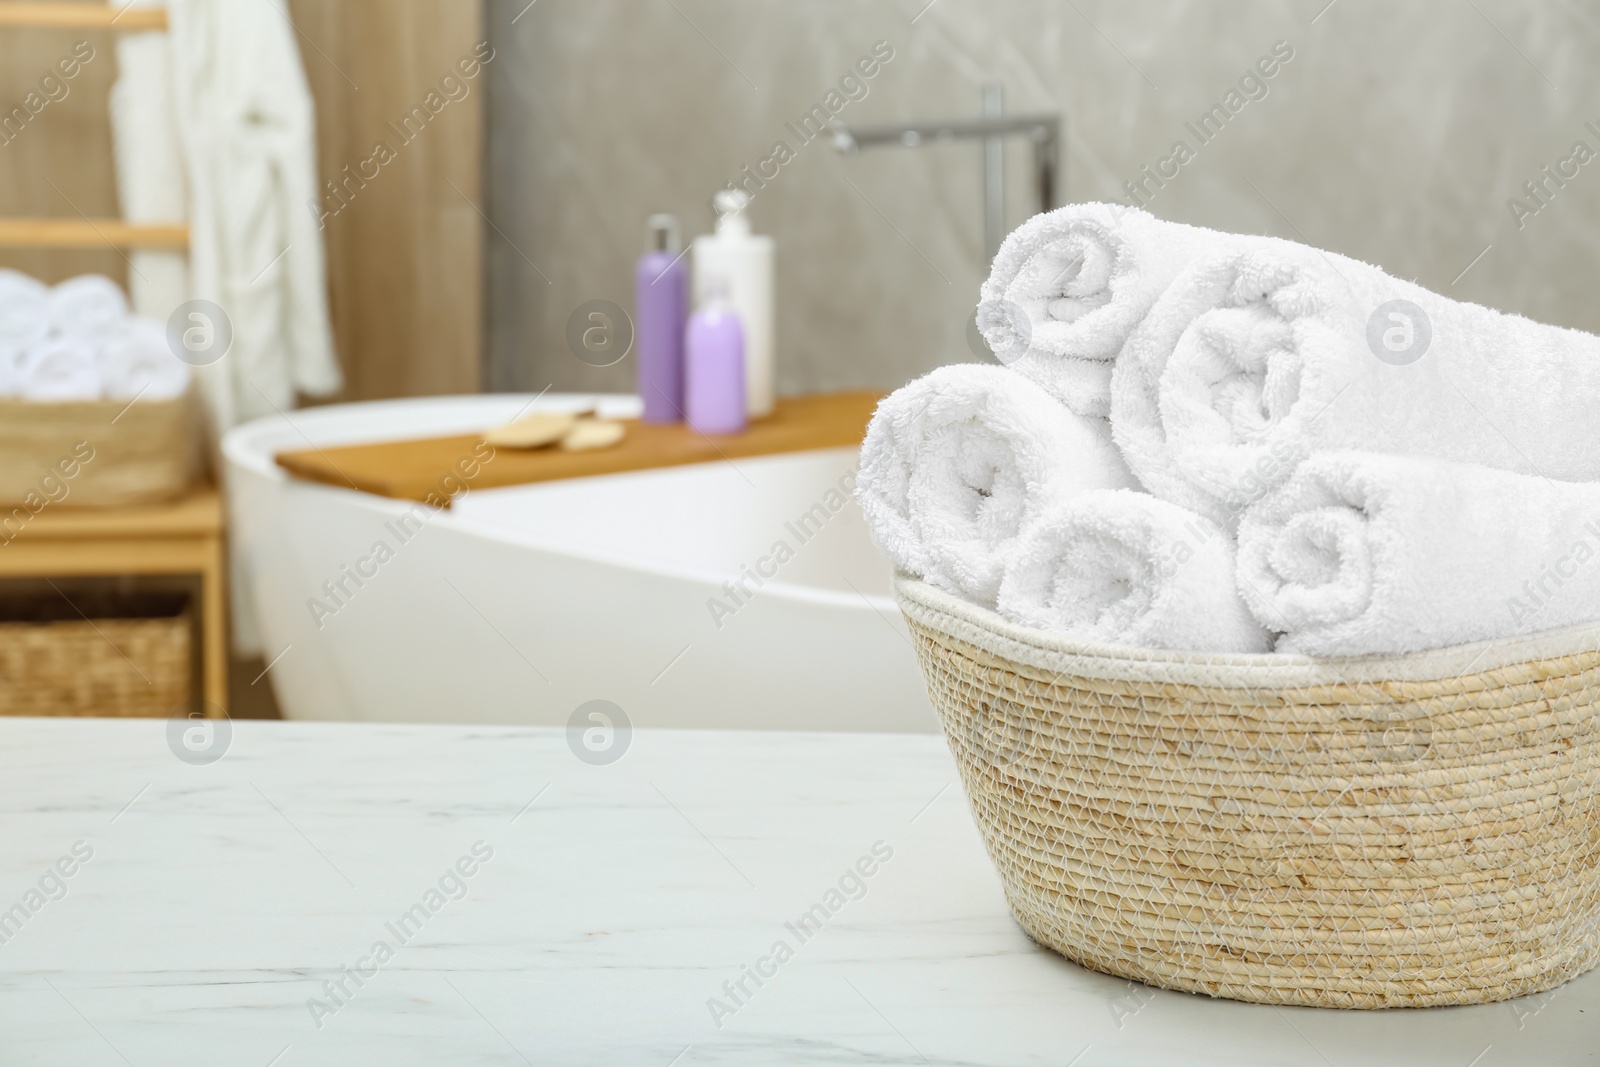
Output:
(110, 0), (344, 658)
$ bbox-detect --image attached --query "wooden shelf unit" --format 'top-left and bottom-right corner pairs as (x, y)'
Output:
(0, 2), (221, 716)
(0, 489), (228, 716)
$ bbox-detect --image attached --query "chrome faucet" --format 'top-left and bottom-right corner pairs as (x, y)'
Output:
(830, 84), (1062, 264)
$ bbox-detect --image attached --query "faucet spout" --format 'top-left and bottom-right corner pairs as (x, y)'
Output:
(829, 85), (1063, 264)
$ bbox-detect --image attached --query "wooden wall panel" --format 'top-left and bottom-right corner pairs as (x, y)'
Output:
(288, 0), (485, 401)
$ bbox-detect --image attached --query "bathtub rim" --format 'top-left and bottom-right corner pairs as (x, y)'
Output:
(221, 392), (898, 614)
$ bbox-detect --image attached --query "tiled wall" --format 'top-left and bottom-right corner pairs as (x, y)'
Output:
(486, 0), (1598, 397)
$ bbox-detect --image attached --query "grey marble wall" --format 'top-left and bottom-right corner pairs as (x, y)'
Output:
(485, 0), (1600, 396)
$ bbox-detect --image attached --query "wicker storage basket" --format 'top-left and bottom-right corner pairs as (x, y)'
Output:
(0, 391), (200, 508)
(0, 592), (191, 716)
(896, 575), (1600, 1008)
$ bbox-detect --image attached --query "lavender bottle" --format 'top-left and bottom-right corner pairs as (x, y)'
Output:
(635, 214), (687, 422)
(685, 273), (746, 435)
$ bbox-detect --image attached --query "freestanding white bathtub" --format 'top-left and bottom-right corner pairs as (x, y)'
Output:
(221, 394), (936, 732)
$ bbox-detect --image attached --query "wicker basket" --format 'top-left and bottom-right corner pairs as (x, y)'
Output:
(0, 391), (200, 508)
(0, 591), (191, 716)
(896, 575), (1600, 1009)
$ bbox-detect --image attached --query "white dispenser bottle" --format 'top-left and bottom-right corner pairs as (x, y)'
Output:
(692, 188), (774, 418)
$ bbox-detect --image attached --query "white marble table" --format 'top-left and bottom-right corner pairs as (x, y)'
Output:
(0, 718), (1592, 1065)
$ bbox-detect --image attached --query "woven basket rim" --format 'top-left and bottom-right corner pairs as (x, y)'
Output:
(0, 389), (196, 415)
(894, 574), (1600, 688)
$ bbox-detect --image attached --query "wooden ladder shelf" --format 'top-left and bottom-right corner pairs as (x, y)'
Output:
(0, 0), (224, 718)
(0, 2), (184, 250)
(0, 219), (189, 248)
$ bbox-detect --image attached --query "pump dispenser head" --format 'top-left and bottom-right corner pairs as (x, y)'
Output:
(711, 188), (752, 236)
(646, 213), (681, 254)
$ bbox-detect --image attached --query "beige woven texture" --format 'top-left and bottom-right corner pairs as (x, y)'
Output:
(0, 617), (190, 717)
(897, 578), (1600, 1008)
(0, 393), (199, 508)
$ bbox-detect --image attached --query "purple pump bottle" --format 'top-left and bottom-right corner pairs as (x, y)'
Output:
(685, 273), (746, 435)
(636, 214), (687, 422)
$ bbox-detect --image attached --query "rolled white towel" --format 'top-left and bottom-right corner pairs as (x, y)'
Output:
(0, 269), (50, 353)
(1111, 236), (1600, 529)
(857, 363), (1136, 607)
(998, 489), (1271, 652)
(99, 317), (190, 400)
(1237, 451), (1600, 657)
(978, 202), (1221, 417)
(49, 274), (129, 338)
(18, 336), (101, 401)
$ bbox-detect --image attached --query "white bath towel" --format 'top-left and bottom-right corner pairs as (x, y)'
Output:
(1237, 451), (1600, 656)
(857, 363), (1136, 607)
(0, 269), (50, 352)
(17, 337), (101, 401)
(998, 489), (1271, 652)
(48, 275), (129, 339)
(1111, 236), (1600, 529)
(99, 318), (190, 401)
(168, 0), (342, 429)
(978, 202), (1220, 417)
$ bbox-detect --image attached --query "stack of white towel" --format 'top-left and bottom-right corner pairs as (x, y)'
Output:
(0, 270), (189, 404)
(859, 203), (1600, 658)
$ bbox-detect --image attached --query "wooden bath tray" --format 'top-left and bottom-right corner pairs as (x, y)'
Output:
(275, 390), (882, 504)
